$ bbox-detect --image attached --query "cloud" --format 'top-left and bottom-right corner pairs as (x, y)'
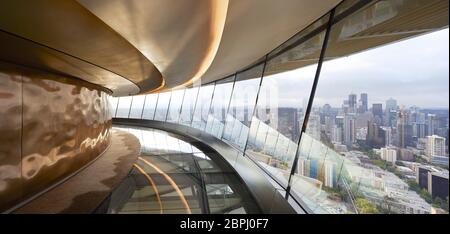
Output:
(310, 28), (449, 108)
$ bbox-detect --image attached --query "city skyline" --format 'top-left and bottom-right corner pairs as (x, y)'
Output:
(268, 28), (449, 109)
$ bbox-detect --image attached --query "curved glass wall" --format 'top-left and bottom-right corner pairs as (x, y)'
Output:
(109, 0), (449, 214)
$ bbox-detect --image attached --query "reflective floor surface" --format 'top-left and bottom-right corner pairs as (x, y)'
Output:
(95, 125), (261, 214)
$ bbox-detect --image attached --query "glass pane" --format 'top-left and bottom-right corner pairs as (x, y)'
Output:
(108, 96), (119, 117)
(154, 91), (171, 121)
(179, 87), (199, 126)
(166, 89), (185, 123)
(222, 63), (264, 150)
(142, 93), (158, 120)
(115, 96), (132, 118)
(293, 0), (449, 214)
(192, 84), (215, 130)
(129, 95), (146, 119)
(205, 76), (235, 138)
(245, 17), (325, 187)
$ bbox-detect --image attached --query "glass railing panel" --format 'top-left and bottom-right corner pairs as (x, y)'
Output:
(116, 96), (132, 118)
(108, 96), (119, 117)
(129, 95), (146, 119)
(205, 76), (234, 137)
(192, 84), (215, 130)
(245, 10), (327, 187)
(179, 87), (199, 126)
(154, 91), (171, 121)
(142, 93), (158, 120)
(222, 64), (264, 150)
(166, 89), (185, 123)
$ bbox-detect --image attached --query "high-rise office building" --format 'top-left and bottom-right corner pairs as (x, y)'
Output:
(386, 98), (397, 111)
(397, 110), (407, 148)
(332, 125), (343, 144)
(372, 103), (383, 124)
(306, 114), (321, 140)
(386, 109), (398, 128)
(427, 114), (436, 136)
(359, 93), (368, 113)
(383, 127), (393, 147)
(348, 93), (357, 113)
(344, 114), (356, 147)
(367, 121), (387, 148)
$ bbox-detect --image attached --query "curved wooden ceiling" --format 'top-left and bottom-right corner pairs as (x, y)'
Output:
(0, 0), (163, 96)
(77, 0), (229, 92)
(0, 0), (341, 96)
(3, 0), (446, 97)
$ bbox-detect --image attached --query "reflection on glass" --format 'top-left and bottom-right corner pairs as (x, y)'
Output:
(222, 64), (264, 150)
(129, 95), (146, 119)
(292, 0), (449, 214)
(205, 76), (235, 138)
(108, 96), (119, 117)
(142, 93), (158, 120)
(245, 20), (326, 186)
(100, 126), (261, 214)
(154, 91), (171, 121)
(192, 85), (215, 130)
(115, 96), (132, 118)
(179, 87), (199, 126)
(166, 89), (185, 123)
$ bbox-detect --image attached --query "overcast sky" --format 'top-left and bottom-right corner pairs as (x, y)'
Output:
(272, 28), (449, 109)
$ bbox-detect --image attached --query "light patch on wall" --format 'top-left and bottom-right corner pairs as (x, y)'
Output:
(173, 0), (229, 90)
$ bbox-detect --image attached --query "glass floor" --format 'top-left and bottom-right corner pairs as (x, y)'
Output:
(96, 126), (261, 214)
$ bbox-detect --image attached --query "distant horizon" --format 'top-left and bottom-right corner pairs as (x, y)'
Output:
(272, 28), (449, 109)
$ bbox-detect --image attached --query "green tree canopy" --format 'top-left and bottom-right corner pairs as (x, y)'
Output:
(355, 198), (379, 214)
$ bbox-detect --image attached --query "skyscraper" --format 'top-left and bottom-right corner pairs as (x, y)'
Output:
(306, 114), (321, 140)
(397, 110), (407, 148)
(344, 114), (356, 147)
(386, 98), (397, 111)
(367, 121), (387, 148)
(427, 114), (436, 136)
(348, 93), (357, 113)
(372, 103), (383, 124)
(386, 109), (398, 128)
(359, 93), (368, 113)
(332, 125), (343, 143)
(383, 127), (393, 146)
(334, 116), (345, 144)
